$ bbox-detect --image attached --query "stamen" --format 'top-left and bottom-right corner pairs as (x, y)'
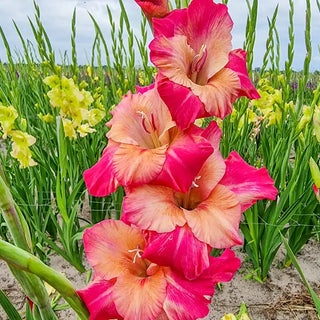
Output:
(191, 176), (201, 188)
(151, 113), (156, 131)
(141, 117), (151, 134)
(136, 110), (161, 148)
(128, 244), (144, 264)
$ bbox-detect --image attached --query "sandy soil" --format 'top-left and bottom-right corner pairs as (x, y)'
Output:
(0, 239), (319, 320)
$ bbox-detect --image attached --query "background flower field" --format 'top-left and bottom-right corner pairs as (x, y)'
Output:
(0, 0), (319, 319)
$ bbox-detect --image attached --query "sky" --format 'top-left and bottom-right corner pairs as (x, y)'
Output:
(0, 0), (319, 71)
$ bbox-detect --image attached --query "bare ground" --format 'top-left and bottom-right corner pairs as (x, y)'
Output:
(0, 239), (319, 320)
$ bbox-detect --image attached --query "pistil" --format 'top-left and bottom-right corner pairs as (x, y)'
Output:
(190, 44), (207, 85)
(137, 111), (162, 148)
(182, 176), (201, 209)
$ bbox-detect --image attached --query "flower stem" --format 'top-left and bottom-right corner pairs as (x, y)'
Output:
(0, 239), (90, 320)
(0, 172), (59, 319)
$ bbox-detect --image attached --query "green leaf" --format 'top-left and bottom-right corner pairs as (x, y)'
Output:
(0, 289), (22, 320)
(280, 232), (320, 317)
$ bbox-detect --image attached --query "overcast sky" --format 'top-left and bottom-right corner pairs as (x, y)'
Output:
(0, 0), (319, 71)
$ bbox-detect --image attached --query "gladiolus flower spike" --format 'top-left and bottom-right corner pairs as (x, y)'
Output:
(80, 0), (277, 319)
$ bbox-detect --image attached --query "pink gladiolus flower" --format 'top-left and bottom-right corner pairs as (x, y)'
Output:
(135, 0), (170, 26)
(84, 88), (213, 197)
(122, 121), (277, 279)
(149, 0), (260, 129)
(77, 220), (240, 320)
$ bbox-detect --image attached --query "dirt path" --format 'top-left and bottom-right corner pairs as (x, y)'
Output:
(0, 239), (319, 320)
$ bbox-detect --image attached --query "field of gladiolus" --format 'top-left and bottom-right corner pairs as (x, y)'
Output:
(0, 0), (320, 319)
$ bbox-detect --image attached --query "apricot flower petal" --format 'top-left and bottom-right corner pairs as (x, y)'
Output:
(77, 279), (121, 320)
(143, 226), (211, 280)
(122, 185), (186, 233)
(191, 68), (240, 119)
(83, 220), (146, 280)
(113, 144), (167, 186)
(153, 133), (213, 192)
(107, 90), (174, 148)
(220, 151), (278, 212)
(83, 143), (120, 197)
(187, 0), (233, 78)
(113, 269), (167, 320)
(192, 151), (226, 202)
(184, 184), (242, 249)
(150, 35), (194, 88)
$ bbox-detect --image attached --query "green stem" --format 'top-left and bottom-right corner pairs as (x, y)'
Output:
(0, 175), (29, 251)
(0, 173), (58, 319)
(0, 240), (90, 320)
(9, 265), (57, 320)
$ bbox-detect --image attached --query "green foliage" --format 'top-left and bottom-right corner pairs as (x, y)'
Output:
(0, 289), (23, 320)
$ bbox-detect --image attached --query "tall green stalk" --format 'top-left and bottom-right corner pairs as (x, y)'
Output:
(0, 239), (89, 320)
(0, 173), (57, 319)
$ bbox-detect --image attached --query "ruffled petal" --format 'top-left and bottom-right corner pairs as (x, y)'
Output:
(150, 35), (194, 88)
(191, 67), (240, 119)
(219, 151), (278, 212)
(209, 249), (241, 284)
(201, 120), (222, 150)
(113, 143), (167, 186)
(153, 132), (213, 192)
(187, 0), (233, 79)
(163, 269), (212, 320)
(143, 226), (211, 280)
(183, 121), (226, 201)
(122, 185), (186, 233)
(153, 9), (188, 38)
(83, 142), (120, 197)
(156, 76), (207, 130)
(184, 184), (242, 249)
(113, 269), (167, 320)
(83, 220), (146, 279)
(135, 83), (155, 94)
(226, 49), (260, 100)
(107, 90), (174, 149)
(190, 151), (226, 203)
(77, 279), (122, 320)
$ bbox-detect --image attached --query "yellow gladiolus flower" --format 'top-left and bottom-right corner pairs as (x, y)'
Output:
(194, 118), (204, 127)
(88, 108), (106, 127)
(10, 130), (37, 169)
(38, 113), (54, 123)
(298, 105), (311, 132)
(62, 118), (77, 139)
(221, 314), (237, 320)
(313, 106), (320, 143)
(77, 124), (96, 137)
(87, 65), (92, 78)
(43, 74), (60, 88)
(0, 105), (18, 138)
